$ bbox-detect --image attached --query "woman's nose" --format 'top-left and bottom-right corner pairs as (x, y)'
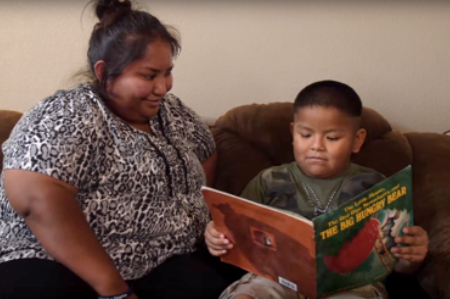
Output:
(153, 77), (167, 95)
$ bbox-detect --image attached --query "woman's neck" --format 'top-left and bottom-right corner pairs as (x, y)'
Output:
(129, 122), (153, 134)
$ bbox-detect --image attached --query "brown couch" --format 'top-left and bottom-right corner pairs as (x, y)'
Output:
(212, 103), (450, 299)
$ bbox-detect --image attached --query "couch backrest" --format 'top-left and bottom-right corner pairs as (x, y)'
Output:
(0, 110), (23, 172)
(212, 102), (412, 196)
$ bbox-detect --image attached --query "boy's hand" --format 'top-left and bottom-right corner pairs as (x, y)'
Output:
(204, 221), (233, 256)
(391, 226), (428, 265)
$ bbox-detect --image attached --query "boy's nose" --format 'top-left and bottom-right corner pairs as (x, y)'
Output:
(311, 138), (325, 151)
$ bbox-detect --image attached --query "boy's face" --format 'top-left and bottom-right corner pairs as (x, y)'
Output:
(291, 106), (366, 179)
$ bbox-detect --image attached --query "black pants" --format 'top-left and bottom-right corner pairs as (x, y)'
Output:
(0, 248), (245, 299)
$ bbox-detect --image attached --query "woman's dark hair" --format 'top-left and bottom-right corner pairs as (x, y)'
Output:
(294, 80), (363, 117)
(88, 0), (180, 97)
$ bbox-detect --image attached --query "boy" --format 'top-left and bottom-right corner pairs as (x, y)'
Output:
(205, 81), (429, 299)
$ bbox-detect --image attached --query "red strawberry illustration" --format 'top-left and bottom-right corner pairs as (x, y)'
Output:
(323, 218), (380, 273)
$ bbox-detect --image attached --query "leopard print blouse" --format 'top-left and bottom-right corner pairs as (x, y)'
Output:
(0, 83), (215, 280)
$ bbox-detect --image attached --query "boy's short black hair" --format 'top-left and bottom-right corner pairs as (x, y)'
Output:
(294, 80), (362, 117)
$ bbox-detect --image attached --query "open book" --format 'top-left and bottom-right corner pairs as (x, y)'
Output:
(202, 166), (413, 299)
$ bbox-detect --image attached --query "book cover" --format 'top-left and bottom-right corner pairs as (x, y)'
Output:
(313, 166), (413, 298)
(202, 166), (413, 299)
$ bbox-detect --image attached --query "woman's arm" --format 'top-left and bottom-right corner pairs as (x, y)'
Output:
(5, 169), (131, 297)
(202, 150), (217, 187)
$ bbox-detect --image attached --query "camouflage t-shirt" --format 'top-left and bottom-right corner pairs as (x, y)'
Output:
(241, 162), (385, 220)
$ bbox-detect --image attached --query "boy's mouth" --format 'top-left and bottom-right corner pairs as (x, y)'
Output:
(307, 156), (327, 162)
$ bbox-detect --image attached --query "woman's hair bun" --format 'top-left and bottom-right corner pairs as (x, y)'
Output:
(95, 0), (132, 22)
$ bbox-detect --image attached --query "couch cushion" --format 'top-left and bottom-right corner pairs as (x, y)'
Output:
(352, 130), (413, 177)
(215, 102), (295, 166)
(0, 110), (23, 172)
(360, 107), (392, 143)
(212, 128), (274, 195)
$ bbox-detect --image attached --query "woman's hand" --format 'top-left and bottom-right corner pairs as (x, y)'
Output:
(204, 221), (233, 256)
(392, 226), (429, 274)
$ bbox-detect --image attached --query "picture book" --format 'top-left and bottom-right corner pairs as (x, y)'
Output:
(202, 166), (413, 299)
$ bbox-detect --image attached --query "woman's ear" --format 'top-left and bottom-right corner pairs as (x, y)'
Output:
(94, 60), (106, 82)
(352, 128), (367, 153)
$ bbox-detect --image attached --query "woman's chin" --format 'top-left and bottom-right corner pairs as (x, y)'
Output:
(142, 106), (160, 118)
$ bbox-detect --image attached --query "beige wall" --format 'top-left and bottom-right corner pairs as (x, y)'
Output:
(1, 1), (449, 133)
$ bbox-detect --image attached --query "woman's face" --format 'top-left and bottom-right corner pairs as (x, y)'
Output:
(105, 39), (174, 126)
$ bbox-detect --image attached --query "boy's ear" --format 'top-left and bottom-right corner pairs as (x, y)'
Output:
(94, 60), (106, 82)
(290, 122), (294, 135)
(352, 128), (367, 153)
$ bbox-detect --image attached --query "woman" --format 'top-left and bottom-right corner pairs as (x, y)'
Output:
(0, 1), (242, 298)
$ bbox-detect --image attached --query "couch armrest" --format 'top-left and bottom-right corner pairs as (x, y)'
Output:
(405, 133), (450, 299)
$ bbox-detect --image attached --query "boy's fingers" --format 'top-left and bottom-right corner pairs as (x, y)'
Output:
(391, 245), (425, 256)
(204, 231), (229, 246)
(395, 236), (421, 245)
(395, 235), (428, 246)
(204, 229), (218, 241)
(394, 254), (423, 262)
(205, 238), (233, 250)
(205, 239), (225, 250)
(204, 233), (223, 246)
(207, 247), (227, 257)
(205, 227), (224, 241)
(404, 226), (426, 236)
(205, 223), (223, 238)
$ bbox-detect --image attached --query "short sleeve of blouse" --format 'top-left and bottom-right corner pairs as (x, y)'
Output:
(2, 90), (97, 189)
(166, 94), (216, 162)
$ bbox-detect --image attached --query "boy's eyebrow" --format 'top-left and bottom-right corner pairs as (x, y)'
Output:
(295, 124), (313, 131)
(324, 128), (346, 133)
(295, 124), (346, 133)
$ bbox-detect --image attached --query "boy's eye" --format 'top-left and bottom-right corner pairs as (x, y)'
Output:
(300, 134), (311, 138)
(327, 136), (340, 141)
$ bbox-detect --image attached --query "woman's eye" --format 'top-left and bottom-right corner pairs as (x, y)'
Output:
(300, 134), (311, 138)
(143, 74), (156, 80)
(164, 71), (172, 77)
